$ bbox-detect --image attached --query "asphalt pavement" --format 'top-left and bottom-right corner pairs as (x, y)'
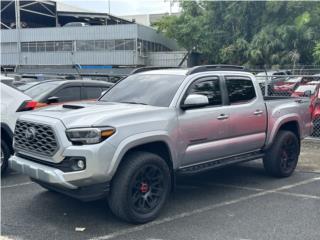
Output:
(1, 140), (320, 240)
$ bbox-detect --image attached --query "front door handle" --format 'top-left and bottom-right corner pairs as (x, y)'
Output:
(217, 114), (229, 120)
(253, 110), (264, 115)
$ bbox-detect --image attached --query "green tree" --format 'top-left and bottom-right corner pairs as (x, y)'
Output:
(314, 42), (320, 65)
(154, 1), (320, 67)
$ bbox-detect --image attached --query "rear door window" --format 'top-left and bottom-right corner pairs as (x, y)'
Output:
(83, 87), (105, 99)
(54, 86), (81, 102)
(225, 77), (256, 105)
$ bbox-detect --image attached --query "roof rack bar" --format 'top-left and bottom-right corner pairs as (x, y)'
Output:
(186, 65), (248, 75)
(130, 66), (179, 74)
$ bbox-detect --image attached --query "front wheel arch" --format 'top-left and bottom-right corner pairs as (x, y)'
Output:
(118, 141), (176, 191)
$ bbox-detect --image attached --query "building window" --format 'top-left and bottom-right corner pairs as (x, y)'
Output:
(45, 42), (55, 51)
(37, 42), (45, 52)
(20, 41), (73, 53)
(21, 43), (29, 52)
(55, 41), (63, 51)
(95, 40), (105, 51)
(19, 39), (151, 53)
(106, 40), (115, 50)
(124, 39), (134, 50)
(29, 42), (37, 52)
(62, 41), (73, 51)
(115, 40), (125, 50)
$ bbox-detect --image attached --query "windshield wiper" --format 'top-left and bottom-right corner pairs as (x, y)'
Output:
(120, 101), (148, 105)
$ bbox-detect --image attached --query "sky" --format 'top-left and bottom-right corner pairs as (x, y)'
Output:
(57, 0), (181, 16)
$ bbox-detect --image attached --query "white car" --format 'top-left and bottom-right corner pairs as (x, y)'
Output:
(1, 82), (31, 173)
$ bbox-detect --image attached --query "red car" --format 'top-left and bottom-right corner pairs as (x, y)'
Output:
(291, 81), (320, 136)
(273, 76), (313, 95)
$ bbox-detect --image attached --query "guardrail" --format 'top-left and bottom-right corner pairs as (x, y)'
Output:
(255, 73), (320, 138)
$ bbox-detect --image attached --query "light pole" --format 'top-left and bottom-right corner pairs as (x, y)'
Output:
(15, 0), (21, 67)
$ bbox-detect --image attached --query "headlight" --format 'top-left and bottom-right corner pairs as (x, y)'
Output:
(66, 127), (115, 145)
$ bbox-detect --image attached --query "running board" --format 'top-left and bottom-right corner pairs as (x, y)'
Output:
(178, 151), (264, 175)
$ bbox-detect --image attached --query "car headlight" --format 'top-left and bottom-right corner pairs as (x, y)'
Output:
(66, 127), (116, 145)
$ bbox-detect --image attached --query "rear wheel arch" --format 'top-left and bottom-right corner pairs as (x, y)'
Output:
(278, 121), (300, 142)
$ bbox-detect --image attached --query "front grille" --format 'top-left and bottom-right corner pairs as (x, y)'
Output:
(14, 120), (58, 156)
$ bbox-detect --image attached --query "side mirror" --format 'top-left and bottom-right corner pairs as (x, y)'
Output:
(47, 96), (60, 104)
(181, 94), (209, 110)
(304, 90), (312, 97)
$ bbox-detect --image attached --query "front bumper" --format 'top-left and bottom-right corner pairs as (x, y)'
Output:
(9, 155), (111, 201)
(10, 140), (117, 186)
(10, 155), (80, 189)
(31, 178), (110, 201)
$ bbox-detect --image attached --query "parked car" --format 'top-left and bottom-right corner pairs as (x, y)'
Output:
(63, 22), (90, 27)
(291, 80), (320, 137)
(10, 65), (312, 223)
(273, 76), (315, 96)
(255, 70), (292, 85)
(255, 70), (291, 95)
(1, 83), (31, 174)
(0, 74), (15, 87)
(291, 81), (320, 98)
(16, 79), (113, 111)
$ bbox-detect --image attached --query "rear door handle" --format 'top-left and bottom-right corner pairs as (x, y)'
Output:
(217, 114), (229, 120)
(253, 110), (264, 115)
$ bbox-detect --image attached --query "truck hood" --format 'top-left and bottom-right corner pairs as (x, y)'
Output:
(27, 101), (169, 128)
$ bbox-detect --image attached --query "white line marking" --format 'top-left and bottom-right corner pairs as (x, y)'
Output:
(1, 182), (34, 189)
(209, 182), (320, 200)
(89, 177), (320, 240)
(276, 191), (320, 200)
(208, 183), (264, 192)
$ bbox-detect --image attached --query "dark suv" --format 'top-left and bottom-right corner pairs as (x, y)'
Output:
(17, 80), (113, 111)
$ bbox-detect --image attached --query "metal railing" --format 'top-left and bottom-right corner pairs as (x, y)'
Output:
(255, 72), (320, 138)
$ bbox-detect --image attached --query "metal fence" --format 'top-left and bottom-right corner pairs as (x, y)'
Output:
(254, 69), (320, 138)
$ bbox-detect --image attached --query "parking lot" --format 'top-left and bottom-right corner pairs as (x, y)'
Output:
(1, 139), (319, 240)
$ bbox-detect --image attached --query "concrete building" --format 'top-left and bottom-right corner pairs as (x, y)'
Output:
(1, 1), (185, 75)
(122, 13), (180, 27)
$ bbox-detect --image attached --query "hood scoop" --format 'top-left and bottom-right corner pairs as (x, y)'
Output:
(62, 104), (85, 109)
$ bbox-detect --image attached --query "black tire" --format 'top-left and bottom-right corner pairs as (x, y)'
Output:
(263, 130), (300, 178)
(1, 140), (10, 174)
(108, 151), (171, 224)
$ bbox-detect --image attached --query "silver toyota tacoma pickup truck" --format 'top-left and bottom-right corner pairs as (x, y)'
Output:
(10, 65), (313, 224)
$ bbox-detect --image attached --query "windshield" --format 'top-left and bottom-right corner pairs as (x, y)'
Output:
(24, 82), (60, 98)
(294, 85), (317, 94)
(100, 74), (185, 107)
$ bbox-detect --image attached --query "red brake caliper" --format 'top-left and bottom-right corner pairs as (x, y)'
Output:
(140, 182), (149, 193)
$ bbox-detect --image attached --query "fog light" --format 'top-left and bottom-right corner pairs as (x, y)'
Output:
(77, 160), (85, 170)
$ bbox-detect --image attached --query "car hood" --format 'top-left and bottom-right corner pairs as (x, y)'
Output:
(27, 101), (170, 128)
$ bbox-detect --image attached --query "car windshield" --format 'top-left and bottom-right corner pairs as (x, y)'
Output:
(294, 85), (317, 94)
(24, 82), (60, 98)
(99, 74), (185, 107)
